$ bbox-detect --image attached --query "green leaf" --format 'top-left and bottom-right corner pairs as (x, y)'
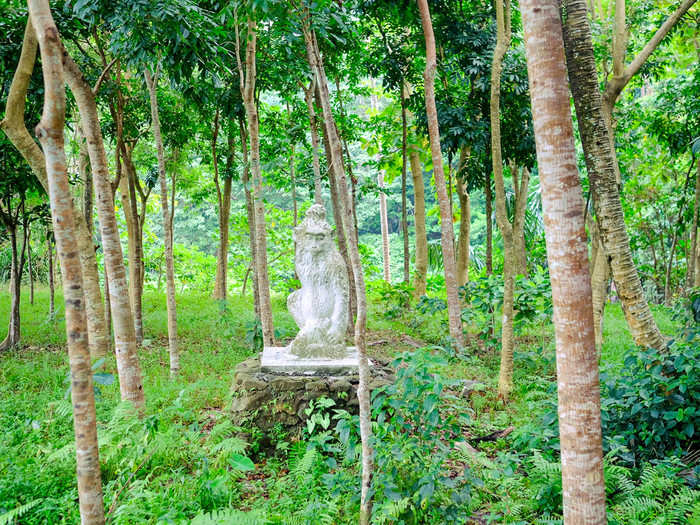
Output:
(229, 453), (255, 472)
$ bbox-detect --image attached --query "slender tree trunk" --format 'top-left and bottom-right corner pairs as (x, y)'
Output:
(0, 18), (108, 358)
(301, 13), (372, 521)
(27, 228), (34, 305)
(47, 234), (55, 319)
(304, 79), (324, 205)
(589, 221), (610, 354)
(456, 178), (470, 288)
(695, 160), (700, 288)
(29, 3), (105, 522)
(417, 0), (465, 348)
(144, 68), (179, 376)
(0, 222), (21, 350)
(490, 0), (517, 398)
(400, 93), (410, 283)
(562, 0), (665, 349)
(410, 145), (428, 298)
(79, 128), (92, 234)
(689, 158), (700, 288)
(239, 118), (260, 316)
(213, 111), (234, 301)
(378, 170), (391, 282)
(521, 3), (607, 520)
(236, 14), (274, 346)
(62, 53), (145, 407)
(485, 171), (493, 275)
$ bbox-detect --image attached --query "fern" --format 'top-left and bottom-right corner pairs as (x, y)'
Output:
(0, 499), (43, 525)
(289, 447), (316, 481)
(189, 508), (268, 525)
(535, 514), (563, 525)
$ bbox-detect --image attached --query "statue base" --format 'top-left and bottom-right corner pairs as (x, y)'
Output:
(260, 345), (359, 376)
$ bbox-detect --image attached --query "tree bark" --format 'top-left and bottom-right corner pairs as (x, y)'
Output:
(370, 88), (392, 283)
(521, 2), (607, 520)
(563, 0), (665, 350)
(688, 162), (699, 287)
(400, 92), (410, 284)
(236, 13), (275, 346)
(417, 0), (465, 348)
(301, 12), (373, 522)
(239, 118), (260, 316)
(0, 209), (24, 350)
(62, 52), (145, 408)
(490, 0), (518, 398)
(47, 233), (55, 319)
(485, 169), (493, 275)
(213, 109), (234, 301)
(589, 221), (610, 354)
(29, 2), (105, 522)
(144, 68), (179, 377)
(456, 177), (470, 288)
(304, 79), (324, 205)
(27, 227), (34, 305)
(1, 17), (108, 359)
(409, 144), (428, 298)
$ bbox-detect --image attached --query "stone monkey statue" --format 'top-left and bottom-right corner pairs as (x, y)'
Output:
(287, 204), (349, 358)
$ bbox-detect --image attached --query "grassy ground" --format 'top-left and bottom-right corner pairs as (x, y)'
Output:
(0, 286), (697, 524)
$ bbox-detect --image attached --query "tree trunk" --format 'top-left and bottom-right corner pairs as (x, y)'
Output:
(27, 228), (34, 305)
(237, 14), (274, 346)
(485, 170), (493, 275)
(589, 221), (610, 354)
(562, 0), (665, 350)
(80, 128), (92, 235)
(400, 93), (410, 284)
(379, 169), (391, 282)
(239, 118), (260, 316)
(301, 13), (373, 522)
(688, 163), (698, 287)
(47, 234), (55, 319)
(62, 51), (145, 408)
(0, 18), (108, 359)
(213, 110), (234, 301)
(144, 68), (179, 377)
(521, 3), (607, 520)
(417, 0), (465, 348)
(0, 221), (22, 350)
(29, 3), (106, 522)
(490, 0), (517, 398)
(304, 79), (324, 205)
(409, 145), (428, 298)
(456, 178), (470, 288)
(695, 160), (700, 288)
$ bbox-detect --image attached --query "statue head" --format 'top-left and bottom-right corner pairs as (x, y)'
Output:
(294, 204), (333, 256)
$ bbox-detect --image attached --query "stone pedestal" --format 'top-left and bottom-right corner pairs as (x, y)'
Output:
(260, 345), (359, 375)
(230, 355), (393, 438)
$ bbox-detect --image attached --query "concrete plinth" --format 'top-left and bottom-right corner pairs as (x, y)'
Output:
(260, 346), (359, 376)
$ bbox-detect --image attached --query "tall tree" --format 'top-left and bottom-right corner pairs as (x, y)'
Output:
(520, 0), (606, 520)
(145, 67), (180, 376)
(29, 1), (105, 521)
(416, 0), (465, 348)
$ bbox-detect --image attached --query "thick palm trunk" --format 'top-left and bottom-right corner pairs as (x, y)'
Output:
(62, 53), (145, 408)
(144, 68), (179, 376)
(29, 3), (105, 522)
(562, 0), (665, 349)
(417, 0), (465, 348)
(520, 2), (606, 520)
(1, 18), (108, 359)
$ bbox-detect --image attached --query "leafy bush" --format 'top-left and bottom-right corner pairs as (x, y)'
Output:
(373, 281), (413, 320)
(367, 350), (475, 523)
(601, 336), (699, 464)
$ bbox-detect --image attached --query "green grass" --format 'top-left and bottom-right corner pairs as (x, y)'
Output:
(0, 285), (696, 524)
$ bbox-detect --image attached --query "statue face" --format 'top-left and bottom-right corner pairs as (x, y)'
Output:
(306, 231), (329, 254)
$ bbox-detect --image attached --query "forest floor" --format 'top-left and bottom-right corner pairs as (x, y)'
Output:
(0, 286), (698, 524)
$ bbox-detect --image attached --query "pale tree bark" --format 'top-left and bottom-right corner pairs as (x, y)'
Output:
(79, 128), (92, 235)
(235, 12), (275, 346)
(213, 109), (234, 301)
(490, 0), (518, 398)
(47, 233), (55, 319)
(563, 0), (666, 350)
(370, 88), (392, 283)
(0, 18), (108, 359)
(303, 79), (324, 205)
(29, 2), (105, 522)
(417, 0), (466, 348)
(62, 51), (145, 408)
(0, 198), (26, 350)
(300, 10), (373, 521)
(239, 118), (260, 315)
(400, 92), (410, 283)
(410, 144), (428, 298)
(520, 2), (607, 520)
(144, 67), (179, 377)
(455, 147), (471, 288)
